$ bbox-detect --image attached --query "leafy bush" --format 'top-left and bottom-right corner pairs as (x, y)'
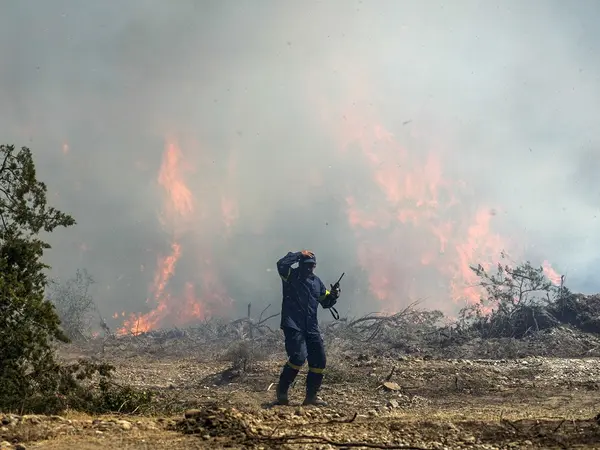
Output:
(0, 144), (151, 414)
(7, 359), (153, 415)
(457, 259), (566, 338)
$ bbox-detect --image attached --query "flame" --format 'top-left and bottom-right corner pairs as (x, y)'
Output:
(158, 142), (194, 228)
(449, 209), (506, 305)
(117, 140), (232, 335)
(306, 58), (520, 313)
(150, 242), (182, 303)
(329, 100), (508, 312)
(106, 64), (562, 331)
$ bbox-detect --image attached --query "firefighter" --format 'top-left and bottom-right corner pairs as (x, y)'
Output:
(275, 250), (340, 406)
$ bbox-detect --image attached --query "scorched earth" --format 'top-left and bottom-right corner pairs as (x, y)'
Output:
(2, 318), (600, 450)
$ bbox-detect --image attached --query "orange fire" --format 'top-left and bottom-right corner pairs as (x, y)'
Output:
(449, 209), (506, 305)
(322, 89), (511, 312)
(117, 141), (233, 335)
(158, 142), (194, 228)
(112, 68), (563, 332)
(338, 114), (565, 311)
(305, 57), (542, 313)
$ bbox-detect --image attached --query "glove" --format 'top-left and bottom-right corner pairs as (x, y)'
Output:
(301, 250), (315, 259)
(321, 286), (340, 309)
(321, 296), (338, 309)
(329, 286), (341, 300)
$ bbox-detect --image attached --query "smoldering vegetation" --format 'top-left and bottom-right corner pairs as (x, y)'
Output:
(63, 259), (600, 366)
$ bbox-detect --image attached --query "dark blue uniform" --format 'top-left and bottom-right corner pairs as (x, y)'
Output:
(278, 251), (329, 333)
(276, 251), (337, 404)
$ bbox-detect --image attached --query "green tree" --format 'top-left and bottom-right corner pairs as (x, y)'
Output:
(458, 259), (563, 338)
(0, 145), (154, 415)
(0, 144), (76, 411)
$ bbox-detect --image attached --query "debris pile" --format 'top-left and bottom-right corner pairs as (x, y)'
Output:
(76, 259), (600, 362)
(167, 405), (600, 449)
(170, 405), (253, 441)
(551, 293), (600, 334)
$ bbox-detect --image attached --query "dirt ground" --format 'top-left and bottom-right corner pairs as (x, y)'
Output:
(2, 343), (600, 450)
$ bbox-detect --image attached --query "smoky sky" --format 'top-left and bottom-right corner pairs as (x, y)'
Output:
(1, 1), (599, 327)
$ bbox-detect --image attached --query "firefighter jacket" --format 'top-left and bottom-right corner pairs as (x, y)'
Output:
(277, 251), (330, 334)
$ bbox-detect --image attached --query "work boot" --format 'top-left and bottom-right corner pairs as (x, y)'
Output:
(275, 363), (299, 405)
(304, 369), (326, 406)
(276, 383), (289, 405)
(302, 395), (328, 407)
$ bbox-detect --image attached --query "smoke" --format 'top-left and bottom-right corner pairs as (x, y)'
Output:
(1, 1), (599, 328)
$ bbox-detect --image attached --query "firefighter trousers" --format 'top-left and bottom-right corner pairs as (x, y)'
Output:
(278, 327), (326, 397)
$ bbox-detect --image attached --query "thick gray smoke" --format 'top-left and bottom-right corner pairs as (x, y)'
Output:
(1, 1), (599, 328)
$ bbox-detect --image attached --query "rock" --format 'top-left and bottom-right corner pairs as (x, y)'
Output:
(382, 381), (401, 391)
(49, 415), (67, 422)
(184, 409), (203, 419)
(15, 445), (26, 450)
(116, 420), (132, 431)
(387, 399), (400, 408)
(0, 442), (12, 450)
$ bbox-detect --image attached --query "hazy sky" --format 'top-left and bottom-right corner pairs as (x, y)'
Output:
(1, 1), (599, 329)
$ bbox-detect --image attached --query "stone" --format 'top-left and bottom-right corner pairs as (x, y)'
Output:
(382, 381), (401, 391)
(116, 420), (132, 431)
(184, 409), (203, 419)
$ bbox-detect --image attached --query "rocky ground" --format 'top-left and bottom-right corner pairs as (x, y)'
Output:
(1, 331), (600, 450)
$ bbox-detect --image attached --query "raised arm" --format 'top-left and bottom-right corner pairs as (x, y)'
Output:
(277, 251), (301, 281)
(277, 250), (314, 281)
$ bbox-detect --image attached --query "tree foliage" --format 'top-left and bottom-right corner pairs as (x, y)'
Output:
(0, 144), (153, 414)
(0, 145), (77, 410)
(457, 258), (569, 338)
